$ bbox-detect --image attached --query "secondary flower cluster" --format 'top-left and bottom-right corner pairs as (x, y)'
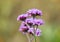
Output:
(17, 8), (44, 36)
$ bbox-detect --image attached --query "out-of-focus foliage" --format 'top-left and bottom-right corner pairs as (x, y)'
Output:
(0, 0), (60, 42)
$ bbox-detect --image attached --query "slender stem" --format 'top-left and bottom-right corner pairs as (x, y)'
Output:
(34, 29), (36, 42)
(34, 35), (36, 42)
(26, 33), (31, 42)
(33, 25), (36, 42)
(31, 35), (34, 41)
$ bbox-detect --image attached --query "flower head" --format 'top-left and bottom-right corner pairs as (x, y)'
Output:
(17, 14), (28, 21)
(17, 9), (44, 37)
(27, 8), (42, 16)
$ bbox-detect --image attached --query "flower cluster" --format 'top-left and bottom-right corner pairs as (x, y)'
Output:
(17, 8), (44, 36)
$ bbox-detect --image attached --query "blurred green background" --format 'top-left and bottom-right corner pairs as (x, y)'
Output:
(0, 0), (60, 42)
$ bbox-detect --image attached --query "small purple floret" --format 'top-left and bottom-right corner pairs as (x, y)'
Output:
(34, 19), (44, 25)
(19, 22), (29, 33)
(35, 28), (41, 36)
(25, 18), (34, 26)
(27, 8), (42, 16)
(17, 14), (28, 21)
(28, 28), (34, 35)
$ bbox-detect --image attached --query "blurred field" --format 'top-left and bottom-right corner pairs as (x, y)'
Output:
(0, 0), (60, 42)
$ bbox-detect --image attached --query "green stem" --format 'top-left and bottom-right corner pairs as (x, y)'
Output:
(34, 35), (36, 42)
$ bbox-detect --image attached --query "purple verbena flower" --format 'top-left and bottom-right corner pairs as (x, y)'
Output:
(27, 8), (42, 16)
(17, 14), (28, 21)
(17, 9), (44, 39)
